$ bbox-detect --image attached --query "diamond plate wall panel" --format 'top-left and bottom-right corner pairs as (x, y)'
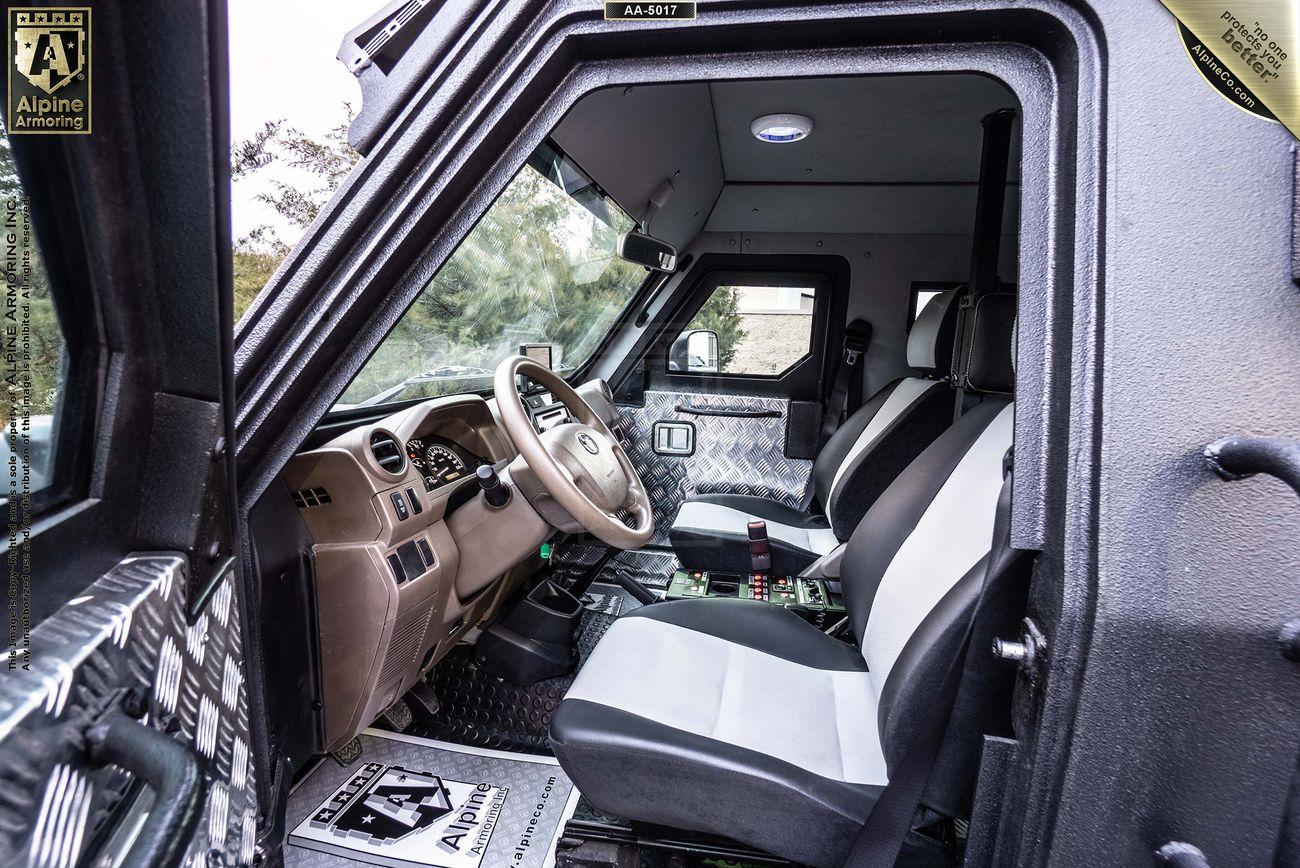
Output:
(617, 390), (814, 545)
(0, 554), (258, 867)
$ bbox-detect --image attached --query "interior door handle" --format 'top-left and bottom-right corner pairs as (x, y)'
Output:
(674, 403), (780, 419)
(86, 709), (208, 868)
(653, 421), (695, 456)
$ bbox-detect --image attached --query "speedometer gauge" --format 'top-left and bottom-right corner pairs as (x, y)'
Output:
(404, 437), (469, 490)
(423, 444), (466, 489)
(406, 439), (427, 473)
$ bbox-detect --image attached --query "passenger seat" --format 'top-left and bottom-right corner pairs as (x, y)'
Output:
(550, 305), (1019, 867)
(668, 287), (965, 576)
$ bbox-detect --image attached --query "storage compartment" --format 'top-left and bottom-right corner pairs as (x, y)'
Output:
(708, 579), (741, 597)
(474, 579), (583, 684)
(527, 580), (582, 618)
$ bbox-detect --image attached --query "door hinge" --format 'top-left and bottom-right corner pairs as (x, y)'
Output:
(993, 617), (1047, 685)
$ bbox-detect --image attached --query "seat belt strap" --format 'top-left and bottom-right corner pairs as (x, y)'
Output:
(820, 319), (872, 448)
(842, 459), (1022, 868)
(951, 293), (976, 422)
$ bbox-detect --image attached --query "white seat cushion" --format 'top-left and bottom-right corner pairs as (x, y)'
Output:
(566, 614), (888, 785)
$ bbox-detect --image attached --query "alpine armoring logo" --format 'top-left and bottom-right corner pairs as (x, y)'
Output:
(323, 765), (454, 846)
(7, 7), (91, 134)
(293, 760), (510, 868)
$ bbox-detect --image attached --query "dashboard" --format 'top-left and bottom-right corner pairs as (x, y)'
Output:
(280, 379), (621, 752)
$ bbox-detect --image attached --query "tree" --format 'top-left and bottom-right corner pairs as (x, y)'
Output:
(686, 286), (747, 371)
(230, 105), (360, 319)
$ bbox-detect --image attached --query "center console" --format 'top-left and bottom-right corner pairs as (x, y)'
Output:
(665, 570), (846, 627)
(663, 519), (845, 626)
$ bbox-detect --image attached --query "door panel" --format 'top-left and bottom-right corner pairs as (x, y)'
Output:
(618, 390), (813, 545)
(618, 257), (847, 538)
(0, 0), (252, 863)
(0, 555), (256, 866)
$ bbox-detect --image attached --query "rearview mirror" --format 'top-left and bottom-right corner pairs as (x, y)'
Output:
(617, 230), (678, 272)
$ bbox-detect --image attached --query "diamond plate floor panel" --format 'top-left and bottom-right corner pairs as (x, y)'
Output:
(551, 544), (679, 590)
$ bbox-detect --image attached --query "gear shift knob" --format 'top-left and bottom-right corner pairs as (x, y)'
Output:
(476, 464), (511, 509)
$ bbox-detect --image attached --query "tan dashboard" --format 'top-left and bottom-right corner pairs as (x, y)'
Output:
(283, 394), (551, 749)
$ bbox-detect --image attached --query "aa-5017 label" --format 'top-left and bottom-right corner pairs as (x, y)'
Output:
(603, 3), (697, 20)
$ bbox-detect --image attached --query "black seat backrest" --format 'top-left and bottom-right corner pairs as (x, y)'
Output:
(838, 294), (1017, 811)
(812, 287), (966, 538)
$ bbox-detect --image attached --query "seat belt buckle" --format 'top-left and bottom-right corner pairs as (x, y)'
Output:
(747, 521), (772, 574)
(843, 346), (861, 366)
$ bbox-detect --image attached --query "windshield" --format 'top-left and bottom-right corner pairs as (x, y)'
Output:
(339, 142), (645, 408)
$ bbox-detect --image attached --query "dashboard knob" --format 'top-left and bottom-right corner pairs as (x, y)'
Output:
(476, 464), (511, 509)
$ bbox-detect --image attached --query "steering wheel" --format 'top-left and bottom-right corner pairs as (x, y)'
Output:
(493, 356), (654, 549)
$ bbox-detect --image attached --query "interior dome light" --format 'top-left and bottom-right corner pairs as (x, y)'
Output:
(751, 113), (813, 143)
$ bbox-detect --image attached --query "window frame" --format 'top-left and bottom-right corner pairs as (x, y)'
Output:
(663, 269), (830, 382)
(323, 137), (646, 416)
(1, 135), (103, 517)
(621, 255), (850, 407)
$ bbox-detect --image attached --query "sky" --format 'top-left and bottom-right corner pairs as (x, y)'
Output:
(227, 0), (376, 244)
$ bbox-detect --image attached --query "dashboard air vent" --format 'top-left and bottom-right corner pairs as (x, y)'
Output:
(369, 431), (406, 475)
(292, 487), (331, 508)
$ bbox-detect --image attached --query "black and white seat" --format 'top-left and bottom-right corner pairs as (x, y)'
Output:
(668, 287), (965, 576)
(551, 312), (1016, 867)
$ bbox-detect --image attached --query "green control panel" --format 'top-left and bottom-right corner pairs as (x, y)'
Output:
(666, 570), (846, 624)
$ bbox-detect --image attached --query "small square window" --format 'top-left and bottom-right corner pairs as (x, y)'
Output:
(671, 284), (816, 376)
(908, 281), (965, 329)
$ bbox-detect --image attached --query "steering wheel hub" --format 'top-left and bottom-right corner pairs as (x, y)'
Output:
(493, 356), (653, 549)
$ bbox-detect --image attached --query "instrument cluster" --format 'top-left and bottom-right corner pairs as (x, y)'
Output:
(404, 435), (486, 491)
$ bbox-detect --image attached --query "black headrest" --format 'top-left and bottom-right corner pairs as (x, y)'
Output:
(906, 287), (965, 377)
(963, 291), (1016, 394)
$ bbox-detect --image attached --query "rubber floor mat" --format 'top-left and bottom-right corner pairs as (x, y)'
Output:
(579, 587), (623, 617)
(286, 729), (580, 868)
(409, 609), (618, 755)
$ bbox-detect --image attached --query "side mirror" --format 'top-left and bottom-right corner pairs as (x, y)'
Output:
(668, 329), (719, 373)
(617, 230), (678, 272)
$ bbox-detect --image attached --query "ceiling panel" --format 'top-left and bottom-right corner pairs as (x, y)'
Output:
(553, 73), (1022, 245)
(551, 82), (722, 250)
(706, 183), (1021, 235)
(711, 74), (1020, 184)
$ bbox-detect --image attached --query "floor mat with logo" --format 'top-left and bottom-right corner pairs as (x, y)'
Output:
(286, 730), (580, 868)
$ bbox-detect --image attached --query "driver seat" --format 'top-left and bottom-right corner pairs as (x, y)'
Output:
(550, 316), (1016, 867)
